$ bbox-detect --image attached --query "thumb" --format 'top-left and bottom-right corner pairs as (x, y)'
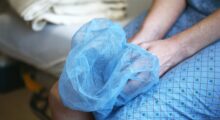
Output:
(159, 67), (166, 77)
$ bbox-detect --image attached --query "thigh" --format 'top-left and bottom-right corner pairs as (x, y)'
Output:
(118, 5), (220, 120)
(109, 41), (220, 120)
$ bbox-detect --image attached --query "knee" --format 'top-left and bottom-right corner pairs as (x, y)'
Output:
(49, 82), (62, 120)
(49, 82), (94, 120)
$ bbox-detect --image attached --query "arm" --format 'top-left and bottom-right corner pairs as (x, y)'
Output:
(130, 0), (186, 44)
(140, 9), (220, 76)
(175, 9), (220, 56)
(49, 1), (188, 118)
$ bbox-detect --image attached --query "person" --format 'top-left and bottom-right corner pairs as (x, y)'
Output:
(49, 0), (220, 119)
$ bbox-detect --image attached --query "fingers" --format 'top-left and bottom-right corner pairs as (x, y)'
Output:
(133, 40), (172, 77)
(139, 42), (151, 50)
(159, 66), (168, 77)
(159, 63), (173, 77)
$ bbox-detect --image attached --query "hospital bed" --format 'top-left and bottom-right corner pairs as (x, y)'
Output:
(0, 11), (80, 76)
(0, 1), (150, 119)
(0, 0), (151, 76)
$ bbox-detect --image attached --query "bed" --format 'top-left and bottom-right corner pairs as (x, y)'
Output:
(0, 0), (151, 76)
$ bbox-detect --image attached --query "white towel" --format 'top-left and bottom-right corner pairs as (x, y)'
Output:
(33, 10), (126, 29)
(52, 2), (126, 15)
(32, 9), (126, 30)
(58, 0), (126, 5)
(9, 0), (58, 20)
(8, 0), (127, 31)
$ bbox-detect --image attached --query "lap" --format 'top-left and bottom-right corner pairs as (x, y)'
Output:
(110, 39), (220, 120)
(111, 6), (220, 120)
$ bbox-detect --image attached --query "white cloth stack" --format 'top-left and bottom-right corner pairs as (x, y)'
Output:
(8, 0), (127, 31)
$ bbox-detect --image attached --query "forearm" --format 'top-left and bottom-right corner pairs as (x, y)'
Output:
(174, 9), (220, 56)
(138, 0), (186, 42)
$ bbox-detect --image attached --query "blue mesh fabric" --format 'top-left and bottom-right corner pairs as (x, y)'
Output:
(59, 19), (159, 120)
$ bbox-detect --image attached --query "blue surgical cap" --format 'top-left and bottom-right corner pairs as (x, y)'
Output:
(59, 19), (159, 120)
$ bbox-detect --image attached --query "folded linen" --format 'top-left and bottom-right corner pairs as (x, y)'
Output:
(57, 0), (126, 5)
(32, 9), (126, 30)
(8, 0), (58, 21)
(8, 0), (127, 31)
(52, 2), (126, 15)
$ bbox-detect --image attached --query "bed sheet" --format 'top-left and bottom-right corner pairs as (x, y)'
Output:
(0, 12), (82, 76)
(0, 0), (151, 76)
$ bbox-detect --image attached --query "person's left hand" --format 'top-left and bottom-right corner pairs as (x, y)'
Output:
(136, 38), (189, 76)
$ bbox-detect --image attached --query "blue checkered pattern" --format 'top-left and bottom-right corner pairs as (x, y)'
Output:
(109, 42), (220, 119)
(108, 1), (220, 120)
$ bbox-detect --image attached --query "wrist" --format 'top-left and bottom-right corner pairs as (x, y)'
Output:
(169, 35), (192, 58)
(129, 30), (157, 44)
(138, 27), (162, 42)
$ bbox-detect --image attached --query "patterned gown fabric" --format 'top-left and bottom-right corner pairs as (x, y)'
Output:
(109, 0), (220, 119)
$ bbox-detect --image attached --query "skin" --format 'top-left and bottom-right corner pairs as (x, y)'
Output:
(49, 0), (220, 119)
(132, 1), (220, 76)
(129, 0), (186, 44)
(49, 82), (94, 120)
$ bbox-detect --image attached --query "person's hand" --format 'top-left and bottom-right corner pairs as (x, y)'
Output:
(137, 38), (189, 76)
(128, 30), (157, 45)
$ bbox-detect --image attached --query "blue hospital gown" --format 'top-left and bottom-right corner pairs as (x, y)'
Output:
(108, 0), (220, 119)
